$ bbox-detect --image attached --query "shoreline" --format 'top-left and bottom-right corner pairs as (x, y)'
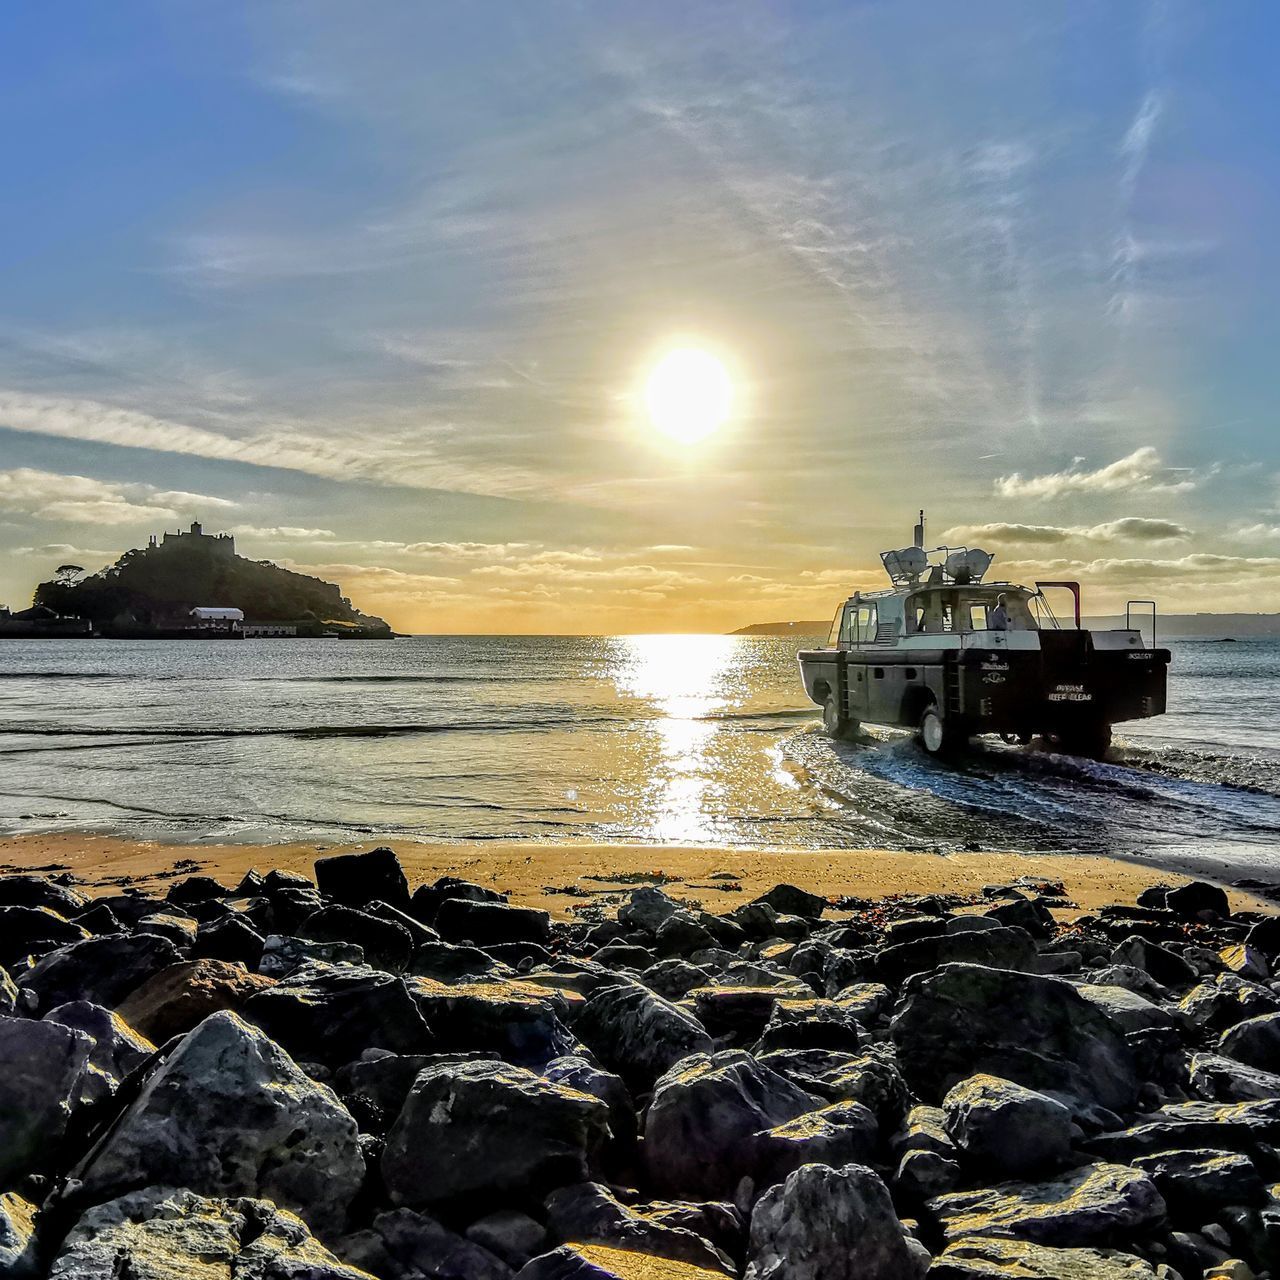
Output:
(2, 831), (1275, 918)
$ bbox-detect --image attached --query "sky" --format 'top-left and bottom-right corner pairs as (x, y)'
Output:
(1, 1), (1279, 633)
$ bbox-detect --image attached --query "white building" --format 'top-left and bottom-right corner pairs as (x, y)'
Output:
(189, 607), (244, 632)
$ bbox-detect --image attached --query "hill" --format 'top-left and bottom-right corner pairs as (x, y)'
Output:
(730, 620), (829, 636)
(34, 530), (392, 638)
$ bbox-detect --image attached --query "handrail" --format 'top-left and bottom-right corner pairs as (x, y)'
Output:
(1126, 599), (1157, 647)
(1036, 581), (1081, 628)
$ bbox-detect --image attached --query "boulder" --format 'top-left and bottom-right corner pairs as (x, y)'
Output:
(409, 976), (574, 1067)
(942, 1074), (1073, 1177)
(116, 960), (275, 1042)
(745, 1162), (917, 1280)
(516, 1244), (726, 1279)
(575, 982), (713, 1091)
(543, 1183), (733, 1274)
(1246, 917), (1280, 955)
(874, 927), (1037, 986)
(1189, 1051), (1280, 1102)
(1072, 984), (1183, 1035)
(333, 1052), (452, 1134)
(382, 1059), (610, 1208)
(1221, 943), (1270, 981)
(1166, 880), (1230, 919)
(1220, 1011), (1280, 1070)
(926, 1162), (1167, 1247)
(467, 1210), (549, 1269)
(758, 1048), (908, 1124)
(75, 1010), (364, 1233)
(18, 933), (182, 1011)
(409, 876), (507, 926)
(0, 1192), (38, 1279)
(314, 846), (410, 910)
(243, 961), (432, 1065)
(619, 887), (681, 933)
(750, 1101), (879, 1191)
(1110, 936), (1197, 989)
(49, 1187), (373, 1280)
(544, 1055), (636, 1146)
(833, 982), (894, 1025)
(259, 934), (365, 977)
(434, 899), (552, 947)
(135, 913), (198, 948)
(408, 940), (510, 982)
(1132, 1148), (1265, 1213)
(890, 964), (1139, 1110)
(0, 1015), (92, 1183)
(192, 913), (266, 967)
(43, 1000), (155, 1083)
(165, 874), (230, 905)
(1179, 974), (1280, 1031)
(1085, 1098), (1280, 1160)
(0, 874), (86, 914)
(929, 1237), (1169, 1278)
(0, 905), (90, 967)
(336, 1208), (513, 1280)
(644, 1051), (819, 1200)
(299, 905), (414, 972)
(895, 1148), (962, 1201)
(752, 885), (826, 919)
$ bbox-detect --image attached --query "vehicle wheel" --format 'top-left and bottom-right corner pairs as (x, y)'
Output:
(823, 692), (853, 739)
(919, 705), (954, 755)
(1058, 723), (1112, 761)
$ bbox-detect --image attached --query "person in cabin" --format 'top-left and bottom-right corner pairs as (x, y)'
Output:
(989, 594), (1010, 631)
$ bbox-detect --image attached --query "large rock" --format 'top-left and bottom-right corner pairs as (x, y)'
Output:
(619, 887), (681, 933)
(1165, 880), (1230, 919)
(942, 1074), (1073, 1177)
(0, 874), (87, 914)
(435, 899), (552, 947)
(929, 1237), (1168, 1278)
(543, 1183), (733, 1274)
(758, 1048), (908, 1124)
(315, 846), (410, 910)
(745, 1162), (917, 1280)
(300, 905), (414, 972)
(116, 960), (275, 1042)
(1072, 984), (1183, 1036)
(1220, 1010), (1280, 1070)
(1179, 974), (1280, 1031)
(575, 983), (713, 1091)
(337, 1207), (513, 1280)
(410, 976), (574, 1067)
(516, 1244), (727, 1279)
(1132, 1148), (1265, 1214)
(75, 1010), (364, 1234)
(544, 1055), (636, 1147)
(192, 914), (266, 967)
(243, 961), (432, 1065)
(749, 1101), (879, 1191)
(0, 1192), (38, 1279)
(1110, 937), (1197, 989)
(382, 1059), (610, 1207)
(49, 1187), (374, 1280)
(891, 964), (1139, 1110)
(927, 1162), (1166, 1247)
(752, 884), (826, 919)
(43, 1001), (155, 1084)
(0, 905), (90, 967)
(874, 927), (1037, 986)
(1189, 1051), (1280, 1102)
(644, 1051), (819, 1200)
(0, 1015), (92, 1183)
(18, 933), (182, 1011)
(259, 934), (364, 977)
(1085, 1098), (1280, 1160)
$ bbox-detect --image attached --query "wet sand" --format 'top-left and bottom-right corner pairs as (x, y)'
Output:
(0, 833), (1273, 918)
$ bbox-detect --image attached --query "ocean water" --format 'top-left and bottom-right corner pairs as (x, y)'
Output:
(2, 633), (1279, 882)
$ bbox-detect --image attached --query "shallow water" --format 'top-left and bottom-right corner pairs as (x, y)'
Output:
(1, 633), (1278, 881)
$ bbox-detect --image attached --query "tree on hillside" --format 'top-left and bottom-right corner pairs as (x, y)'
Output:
(54, 565), (84, 586)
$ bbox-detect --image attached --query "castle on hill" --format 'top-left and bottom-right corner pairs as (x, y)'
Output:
(148, 521), (235, 557)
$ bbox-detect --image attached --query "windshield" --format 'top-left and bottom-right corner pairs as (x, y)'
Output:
(907, 589), (1037, 633)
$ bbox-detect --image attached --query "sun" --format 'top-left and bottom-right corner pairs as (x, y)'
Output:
(644, 347), (733, 444)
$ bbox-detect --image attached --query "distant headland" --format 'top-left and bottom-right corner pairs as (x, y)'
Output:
(1, 521), (393, 639)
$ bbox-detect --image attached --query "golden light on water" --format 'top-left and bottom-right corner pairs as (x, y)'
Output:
(644, 346), (733, 444)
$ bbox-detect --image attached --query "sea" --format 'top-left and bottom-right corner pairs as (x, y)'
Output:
(2, 633), (1279, 884)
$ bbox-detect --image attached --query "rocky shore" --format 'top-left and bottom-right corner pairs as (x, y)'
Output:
(0, 847), (1278, 1278)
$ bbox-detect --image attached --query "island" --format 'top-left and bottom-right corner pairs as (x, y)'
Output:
(23, 522), (393, 639)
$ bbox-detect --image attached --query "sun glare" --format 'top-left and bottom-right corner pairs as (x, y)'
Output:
(644, 347), (733, 444)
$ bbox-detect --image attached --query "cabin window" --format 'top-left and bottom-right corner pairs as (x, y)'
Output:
(855, 603), (878, 643)
(969, 605), (989, 631)
(838, 607), (854, 646)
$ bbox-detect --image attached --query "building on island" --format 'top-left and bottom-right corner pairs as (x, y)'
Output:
(149, 521), (235, 557)
(189, 606), (243, 635)
(243, 622), (297, 637)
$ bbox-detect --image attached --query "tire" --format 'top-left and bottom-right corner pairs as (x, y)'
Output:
(1058, 723), (1112, 761)
(919, 705), (964, 756)
(823, 692), (854, 740)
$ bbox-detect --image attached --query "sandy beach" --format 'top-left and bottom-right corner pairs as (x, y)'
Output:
(2, 832), (1273, 919)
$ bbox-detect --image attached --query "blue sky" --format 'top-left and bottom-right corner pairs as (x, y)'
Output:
(1, 1), (1278, 631)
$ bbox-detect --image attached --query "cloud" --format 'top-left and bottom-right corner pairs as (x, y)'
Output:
(0, 467), (235, 527)
(234, 526), (336, 541)
(1231, 524), (1280, 542)
(1120, 90), (1163, 194)
(944, 517), (1193, 546)
(994, 447), (1197, 499)
(12, 543), (114, 561)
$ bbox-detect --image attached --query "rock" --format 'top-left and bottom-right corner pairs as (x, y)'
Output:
(0, 967), (16, 1016)
(243, 961), (432, 1065)
(332, 1052), (450, 1134)
(1166, 880), (1230, 919)
(654, 913), (716, 957)
(575, 982), (713, 1091)
(116, 959), (275, 1042)
(892, 1104), (957, 1159)
(408, 940), (511, 981)
(1085, 1098), (1280, 1160)
(50, 1187), (373, 1280)
(300, 905), (414, 972)
(544, 1055), (636, 1146)
(165, 874), (230, 905)
(409, 876), (507, 927)
(467, 1210), (549, 1268)
(752, 884), (826, 919)
(0, 1192), (39, 1278)
(929, 1237), (1169, 1278)
(891, 964), (1139, 1111)
(1221, 943), (1270, 981)
(641, 960), (712, 1001)
(192, 913), (266, 967)
(689, 983), (818, 1043)
(1179, 974), (1280, 1031)
(644, 1050), (819, 1200)
(752, 999), (865, 1055)
(315, 846), (410, 910)
(75, 1010), (364, 1233)
(759, 1048), (907, 1123)
(926, 1162), (1167, 1247)
(750, 1101), (879, 1191)
(876, 927), (1038, 986)
(745, 1162), (917, 1279)
(833, 982), (894, 1025)
(337, 1207), (513, 1280)
(434, 899), (552, 947)
(382, 1059), (610, 1208)
(135, 912), (198, 948)
(895, 1148), (962, 1200)
(619, 887), (681, 933)
(259, 933), (365, 977)
(0, 905), (90, 967)
(1072, 984), (1183, 1035)
(18, 933), (182, 1011)
(1246, 917), (1280, 955)
(942, 1074), (1074, 1177)
(516, 1244), (727, 1278)
(1189, 1051), (1280, 1102)
(543, 1183), (733, 1274)
(409, 976), (574, 1067)
(1111, 936), (1198, 989)
(984, 897), (1055, 939)
(1132, 1149), (1265, 1213)
(1220, 1011), (1280, 1070)
(366, 900), (441, 948)
(0, 875), (86, 914)
(43, 1000), (155, 1083)
(0, 1015), (92, 1183)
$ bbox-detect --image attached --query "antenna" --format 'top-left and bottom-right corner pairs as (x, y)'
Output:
(913, 509), (925, 550)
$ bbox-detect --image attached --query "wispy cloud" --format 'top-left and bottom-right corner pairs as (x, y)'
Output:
(945, 517), (1192, 545)
(995, 447), (1197, 499)
(0, 467), (234, 526)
